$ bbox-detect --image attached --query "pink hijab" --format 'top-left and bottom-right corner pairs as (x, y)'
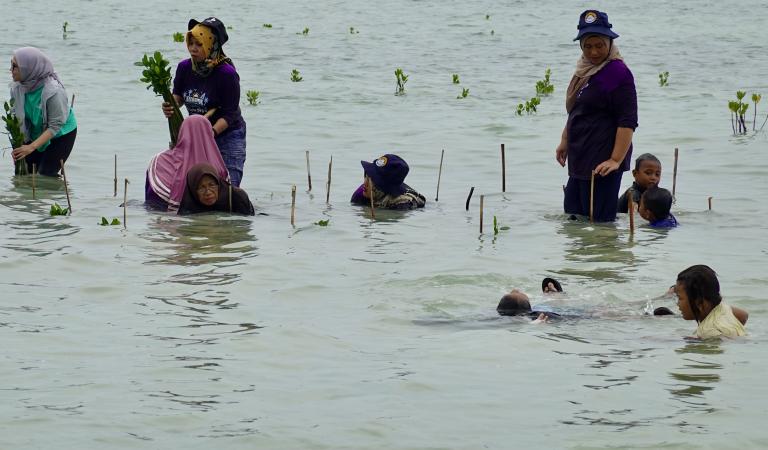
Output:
(147, 115), (229, 209)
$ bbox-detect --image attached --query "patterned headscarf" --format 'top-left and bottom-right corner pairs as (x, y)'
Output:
(186, 24), (231, 77)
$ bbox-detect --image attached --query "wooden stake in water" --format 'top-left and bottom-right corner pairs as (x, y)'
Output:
(479, 195), (484, 233)
(708, 196), (713, 210)
(113, 154), (117, 197)
(229, 184), (233, 213)
(628, 189), (635, 234)
(326, 155), (333, 204)
(306, 150), (312, 192)
(368, 177), (376, 220)
(123, 178), (129, 228)
(672, 147), (679, 201)
(589, 171), (595, 223)
(60, 159), (72, 214)
(290, 185), (297, 226)
(501, 143), (506, 192)
(71, 94), (75, 108)
(435, 149), (444, 201)
(32, 163), (36, 200)
(465, 187), (475, 211)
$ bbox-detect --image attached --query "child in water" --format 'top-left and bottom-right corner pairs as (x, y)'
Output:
(639, 186), (678, 228)
(350, 154), (425, 210)
(675, 265), (748, 339)
(617, 153), (661, 213)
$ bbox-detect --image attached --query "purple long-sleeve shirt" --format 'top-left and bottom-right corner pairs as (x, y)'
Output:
(172, 59), (245, 135)
(567, 60), (638, 180)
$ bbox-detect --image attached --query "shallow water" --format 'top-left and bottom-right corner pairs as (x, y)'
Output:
(2, 0), (767, 448)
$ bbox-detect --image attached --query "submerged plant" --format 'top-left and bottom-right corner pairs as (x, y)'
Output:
(50, 203), (69, 216)
(658, 71), (669, 87)
(535, 69), (554, 96)
(263, 23), (273, 28)
(172, 32), (184, 42)
(314, 219), (330, 226)
(349, 27), (359, 34)
(452, 73), (460, 84)
(457, 88), (469, 99)
(291, 69), (303, 82)
(136, 51), (184, 145)
(99, 217), (121, 226)
(3, 99), (27, 175)
(394, 68), (408, 95)
(246, 90), (260, 105)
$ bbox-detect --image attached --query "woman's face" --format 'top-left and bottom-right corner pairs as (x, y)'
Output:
(675, 281), (695, 320)
(10, 57), (21, 82)
(581, 36), (610, 65)
(196, 175), (219, 206)
(186, 35), (208, 62)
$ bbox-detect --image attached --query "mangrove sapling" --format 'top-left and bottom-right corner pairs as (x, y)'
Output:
(739, 102), (749, 134)
(492, 216), (510, 235)
(728, 100), (738, 135)
(246, 90), (260, 105)
(300, 27), (309, 36)
(349, 27), (359, 34)
(173, 32), (184, 42)
(452, 74), (460, 84)
(752, 93), (761, 131)
(50, 203), (69, 216)
(535, 69), (554, 96)
(99, 217), (121, 226)
(394, 68), (408, 95)
(658, 71), (669, 87)
(263, 24), (273, 28)
(486, 14), (490, 20)
(291, 69), (303, 82)
(137, 51), (184, 145)
(516, 97), (541, 115)
(457, 88), (469, 99)
(314, 219), (330, 226)
(2, 99), (27, 175)
(62, 21), (69, 38)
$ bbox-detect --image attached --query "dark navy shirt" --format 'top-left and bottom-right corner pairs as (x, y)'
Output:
(567, 60), (638, 180)
(172, 59), (245, 135)
(649, 213), (678, 228)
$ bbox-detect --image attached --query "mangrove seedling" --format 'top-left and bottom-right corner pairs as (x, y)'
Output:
(728, 100), (739, 135)
(349, 27), (359, 34)
(263, 23), (273, 28)
(3, 99), (28, 175)
(394, 68), (408, 95)
(50, 202), (69, 216)
(99, 217), (121, 226)
(300, 27), (309, 36)
(535, 69), (554, 96)
(486, 14), (490, 20)
(173, 32), (184, 42)
(62, 21), (69, 38)
(516, 97), (541, 115)
(452, 73), (460, 84)
(658, 71), (669, 87)
(246, 90), (260, 105)
(314, 219), (330, 226)
(493, 216), (510, 235)
(291, 69), (303, 82)
(752, 93), (761, 131)
(136, 51), (184, 145)
(457, 88), (469, 99)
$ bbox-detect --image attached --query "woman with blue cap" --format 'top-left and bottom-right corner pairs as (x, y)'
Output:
(555, 10), (638, 222)
(350, 154), (426, 210)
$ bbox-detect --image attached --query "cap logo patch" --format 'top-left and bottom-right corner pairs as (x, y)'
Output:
(584, 12), (597, 24)
(375, 156), (388, 167)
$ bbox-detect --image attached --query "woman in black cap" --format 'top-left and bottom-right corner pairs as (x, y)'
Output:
(161, 17), (247, 187)
(350, 154), (426, 210)
(554, 10), (638, 222)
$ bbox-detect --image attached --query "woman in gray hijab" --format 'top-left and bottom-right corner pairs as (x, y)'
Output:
(9, 47), (77, 176)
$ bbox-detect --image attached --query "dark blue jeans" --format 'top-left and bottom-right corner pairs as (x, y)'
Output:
(563, 170), (623, 222)
(215, 125), (246, 187)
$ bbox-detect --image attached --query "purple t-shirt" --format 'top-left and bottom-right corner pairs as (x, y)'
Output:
(172, 59), (245, 134)
(567, 60), (638, 180)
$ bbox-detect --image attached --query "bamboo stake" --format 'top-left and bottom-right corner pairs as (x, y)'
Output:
(435, 149), (444, 201)
(306, 150), (312, 191)
(229, 184), (233, 213)
(368, 177), (376, 219)
(479, 195), (484, 233)
(113, 154), (117, 197)
(60, 159), (72, 214)
(589, 171), (595, 223)
(32, 163), (36, 199)
(708, 196), (713, 210)
(326, 155), (333, 204)
(123, 178), (128, 228)
(672, 147), (679, 202)
(501, 143), (506, 192)
(628, 189), (635, 234)
(290, 185), (297, 226)
(465, 186), (475, 211)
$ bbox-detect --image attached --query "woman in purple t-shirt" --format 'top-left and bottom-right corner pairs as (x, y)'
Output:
(555, 10), (638, 222)
(161, 17), (247, 187)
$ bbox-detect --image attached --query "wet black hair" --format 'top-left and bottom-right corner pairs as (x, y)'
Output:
(677, 265), (722, 323)
(497, 293), (531, 316)
(634, 153), (661, 171)
(641, 186), (672, 221)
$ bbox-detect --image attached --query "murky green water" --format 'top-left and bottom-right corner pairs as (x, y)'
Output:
(2, 0), (767, 448)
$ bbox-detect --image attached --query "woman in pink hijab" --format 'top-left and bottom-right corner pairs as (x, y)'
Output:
(145, 115), (229, 211)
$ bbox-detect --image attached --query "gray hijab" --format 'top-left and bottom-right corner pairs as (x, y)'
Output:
(10, 47), (65, 136)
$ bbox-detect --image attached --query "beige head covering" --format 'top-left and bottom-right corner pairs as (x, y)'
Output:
(565, 36), (623, 113)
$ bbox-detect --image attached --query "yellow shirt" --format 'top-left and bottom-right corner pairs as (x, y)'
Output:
(695, 303), (746, 339)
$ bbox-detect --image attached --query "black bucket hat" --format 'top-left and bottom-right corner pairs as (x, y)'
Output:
(574, 10), (619, 41)
(542, 278), (563, 293)
(188, 17), (229, 45)
(360, 154), (409, 196)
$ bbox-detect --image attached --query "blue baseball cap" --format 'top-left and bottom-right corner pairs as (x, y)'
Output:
(574, 10), (619, 41)
(361, 154), (409, 196)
